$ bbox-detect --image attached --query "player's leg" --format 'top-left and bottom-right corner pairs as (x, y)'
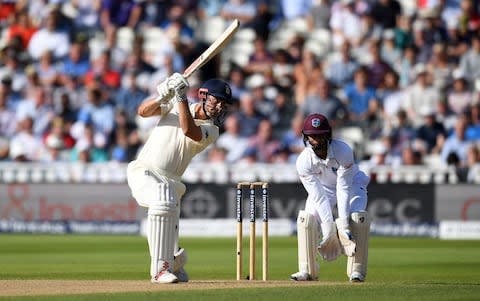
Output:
(291, 210), (319, 281)
(148, 182), (178, 283)
(347, 182), (370, 282)
(347, 211), (370, 282)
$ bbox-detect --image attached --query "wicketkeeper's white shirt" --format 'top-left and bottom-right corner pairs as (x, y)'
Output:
(296, 139), (369, 223)
(135, 103), (218, 179)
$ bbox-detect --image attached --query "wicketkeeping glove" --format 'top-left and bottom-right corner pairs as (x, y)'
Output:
(336, 217), (356, 257)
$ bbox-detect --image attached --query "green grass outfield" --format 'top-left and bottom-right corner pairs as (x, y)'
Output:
(0, 234), (479, 300)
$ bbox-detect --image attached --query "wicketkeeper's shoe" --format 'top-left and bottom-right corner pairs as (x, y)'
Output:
(349, 271), (365, 283)
(151, 270), (179, 284)
(290, 271), (316, 281)
(174, 267), (189, 282)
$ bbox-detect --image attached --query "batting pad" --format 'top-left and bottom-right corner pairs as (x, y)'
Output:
(347, 211), (371, 278)
(148, 182), (178, 278)
(297, 210), (319, 279)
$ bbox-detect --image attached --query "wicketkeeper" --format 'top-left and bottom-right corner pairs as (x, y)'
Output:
(290, 113), (371, 282)
(126, 73), (233, 283)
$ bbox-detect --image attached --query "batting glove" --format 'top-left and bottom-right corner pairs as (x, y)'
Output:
(155, 77), (174, 104)
(168, 73), (189, 103)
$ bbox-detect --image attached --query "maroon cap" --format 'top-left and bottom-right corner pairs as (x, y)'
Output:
(302, 114), (331, 135)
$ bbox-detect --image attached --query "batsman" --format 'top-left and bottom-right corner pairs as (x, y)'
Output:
(126, 73), (233, 283)
(290, 113), (371, 282)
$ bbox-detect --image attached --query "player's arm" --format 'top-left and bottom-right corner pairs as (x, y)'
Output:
(137, 76), (175, 117)
(171, 74), (203, 141)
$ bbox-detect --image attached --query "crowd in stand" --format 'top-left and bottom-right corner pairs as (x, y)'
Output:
(0, 0), (479, 181)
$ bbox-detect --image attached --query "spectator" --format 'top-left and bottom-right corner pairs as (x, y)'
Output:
(342, 66), (378, 124)
(0, 85), (17, 139)
(400, 145), (423, 165)
(388, 110), (416, 154)
(280, 114), (305, 163)
(366, 41), (392, 88)
(293, 49), (322, 105)
(236, 91), (265, 137)
(440, 116), (472, 166)
(447, 71), (474, 115)
(35, 50), (59, 88)
(27, 8), (70, 61)
(243, 119), (281, 163)
(369, 0), (402, 29)
(99, 0), (142, 32)
(325, 41), (358, 89)
(58, 41), (91, 80)
(278, 0), (313, 20)
(329, 0), (362, 48)
(402, 64), (441, 127)
(226, 66), (247, 102)
(244, 37), (273, 75)
(427, 43), (454, 92)
(458, 33), (480, 86)
(74, 84), (115, 143)
(6, 9), (38, 50)
(381, 29), (402, 67)
(414, 106), (447, 154)
(216, 114), (249, 163)
(84, 50), (121, 90)
(301, 77), (347, 126)
(114, 71), (149, 123)
(0, 49), (28, 96)
(307, 0), (331, 30)
(16, 87), (55, 137)
(9, 117), (44, 161)
(466, 144), (480, 183)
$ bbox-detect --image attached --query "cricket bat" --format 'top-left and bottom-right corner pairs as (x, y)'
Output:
(183, 19), (240, 78)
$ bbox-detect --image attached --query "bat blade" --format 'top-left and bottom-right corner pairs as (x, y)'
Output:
(183, 19), (240, 78)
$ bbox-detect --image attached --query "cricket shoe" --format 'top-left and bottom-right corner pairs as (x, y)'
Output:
(290, 271), (317, 281)
(174, 267), (189, 282)
(349, 272), (365, 283)
(151, 270), (179, 284)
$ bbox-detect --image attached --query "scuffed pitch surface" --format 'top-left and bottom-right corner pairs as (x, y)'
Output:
(0, 280), (344, 297)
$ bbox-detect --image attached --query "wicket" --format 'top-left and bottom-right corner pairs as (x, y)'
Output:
(236, 181), (269, 281)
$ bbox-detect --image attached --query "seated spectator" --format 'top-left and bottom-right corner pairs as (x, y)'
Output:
(114, 71), (148, 123)
(84, 50), (121, 90)
(58, 41), (91, 81)
(440, 116), (472, 166)
(447, 71), (474, 115)
(325, 41), (358, 89)
(243, 119), (281, 163)
(301, 77), (347, 126)
(236, 92), (266, 137)
(329, 0), (362, 48)
(342, 66), (379, 124)
(280, 114), (305, 163)
(293, 49), (322, 105)
(9, 117), (44, 161)
(27, 8), (70, 61)
(402, 64), (441, 127)
(73, 84), (115, 143)
(6, 9), (38, 50)
(414, 106), (447, 154)
(0, 85), (17, 139)
(35, 50), (59, 88)
(99, 0), (142, 32)
(16, 87), (55, 137)
(381, 29), (402, 67)
(400, 145), (423, 165)
(366, 41), (392, 88)
(216, 114), (249, 163)
(427, 43), (454, 92)
(244, 37), (273, 75)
